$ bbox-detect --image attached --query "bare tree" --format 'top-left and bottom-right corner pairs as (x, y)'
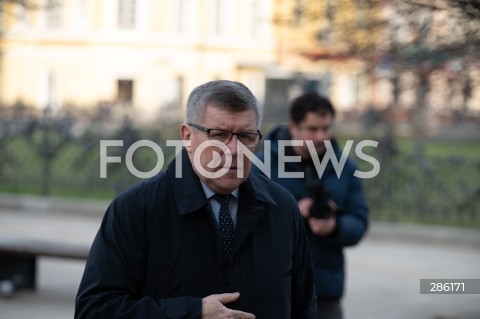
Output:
(273, 0), (480, 114)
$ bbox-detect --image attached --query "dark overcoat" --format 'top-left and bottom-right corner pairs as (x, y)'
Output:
(75, 149), (317, 319)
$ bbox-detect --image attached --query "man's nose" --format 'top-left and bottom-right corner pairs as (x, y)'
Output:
(314, 130), (327, 141)
(226, 135), (238, 154)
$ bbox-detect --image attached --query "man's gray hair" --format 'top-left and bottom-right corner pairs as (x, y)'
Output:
(185, 80), (262, 127)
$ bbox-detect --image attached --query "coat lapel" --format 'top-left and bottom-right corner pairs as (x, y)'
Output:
(230, 176), (276, 258)
(168, 149), (209, 215)
(167, 150), (279, 259)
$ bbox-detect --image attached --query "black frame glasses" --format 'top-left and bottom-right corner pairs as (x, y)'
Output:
(188, 123), (262, 147)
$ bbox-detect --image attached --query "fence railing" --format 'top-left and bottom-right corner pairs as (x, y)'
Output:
(359, 152), (480, 228)
(1, 104), (479, 228)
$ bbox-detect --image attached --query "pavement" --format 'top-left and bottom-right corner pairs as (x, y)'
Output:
(0, 194), (479, 319)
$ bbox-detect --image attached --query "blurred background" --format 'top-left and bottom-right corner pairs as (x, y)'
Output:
(0, 0), (478, 226)
(0, 0), (479, 318)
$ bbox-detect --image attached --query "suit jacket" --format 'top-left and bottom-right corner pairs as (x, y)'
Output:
(75, 149), (317, 319)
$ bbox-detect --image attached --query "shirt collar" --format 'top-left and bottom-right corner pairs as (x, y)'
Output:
(168, 149), (276, 216)
(200, 181), (239, 200)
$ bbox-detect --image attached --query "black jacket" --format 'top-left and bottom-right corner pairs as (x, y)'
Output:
(253, 127), (369, 299)
(75, 149), (317, 319)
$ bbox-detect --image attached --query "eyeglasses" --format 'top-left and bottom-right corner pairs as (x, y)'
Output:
(188, 123), (262, 147)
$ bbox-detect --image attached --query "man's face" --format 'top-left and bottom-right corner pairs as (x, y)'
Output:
(289, 112), (334, 158)
(181, 104), (258, 195)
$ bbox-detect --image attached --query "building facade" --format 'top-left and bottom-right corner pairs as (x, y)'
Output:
(2, 0), (477, 126)
(0, 0), (275, 120)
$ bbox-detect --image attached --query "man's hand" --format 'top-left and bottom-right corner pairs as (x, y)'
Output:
(298, 197), (313, 219)
(307, 200), (337, 237)
(202, 293), (256, 319)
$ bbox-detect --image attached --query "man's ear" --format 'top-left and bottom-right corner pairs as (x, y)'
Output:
(289, 121), (297, 139)
(180, 124), (193, 153)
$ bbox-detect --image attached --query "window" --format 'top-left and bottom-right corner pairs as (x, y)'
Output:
(39, 70), (61, 110)
(245, 0), (260, 37)
(14, 3), (28, 29)
(161, 76), (184, 119)
(294, 0), (302, 26)
(73, 0), (87, 29)
(213, 0), (234, 35)
(172, 0), (197, 33)
(47, 71), (61, 109)
(118, 0), (136, 29)
(117, 80), (134, 104)
(46, 0), (62, 29)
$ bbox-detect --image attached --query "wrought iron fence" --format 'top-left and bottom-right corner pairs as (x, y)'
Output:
(0, 103), (179, 198)
(0, 104), (479, 228)
(359, 151), (480, 228)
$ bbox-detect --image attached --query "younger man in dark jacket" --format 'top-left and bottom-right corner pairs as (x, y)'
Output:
(254, 92), (369, 319)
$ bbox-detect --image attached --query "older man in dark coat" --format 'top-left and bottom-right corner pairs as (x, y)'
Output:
(75, 80), (317, 319)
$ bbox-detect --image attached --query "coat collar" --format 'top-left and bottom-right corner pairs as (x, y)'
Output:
(268, 125), (342, 176)
(168, 149), (277, 216)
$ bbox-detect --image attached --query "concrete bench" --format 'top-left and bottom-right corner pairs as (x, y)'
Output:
(0, 238), (90, 292)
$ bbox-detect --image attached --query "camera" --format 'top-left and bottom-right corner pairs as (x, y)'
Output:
(307, 184), (334, 219)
